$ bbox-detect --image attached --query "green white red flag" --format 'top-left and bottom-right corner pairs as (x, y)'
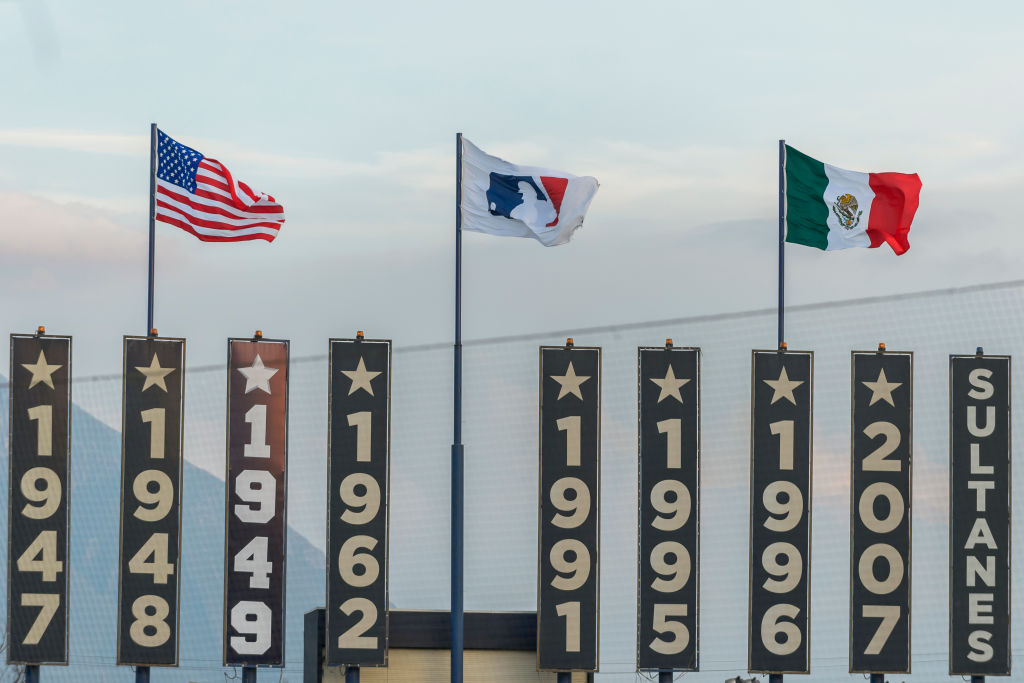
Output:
(784, 144), (922, 254)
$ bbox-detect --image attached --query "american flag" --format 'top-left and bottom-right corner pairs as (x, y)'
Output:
(154, 129), (285, 242)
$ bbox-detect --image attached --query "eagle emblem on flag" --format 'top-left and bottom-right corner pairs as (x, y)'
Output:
(832, 193), (862, 230)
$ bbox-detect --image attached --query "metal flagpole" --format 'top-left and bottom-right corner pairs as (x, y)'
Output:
(770, 140), (786, 683)
(136, 124), (159, 683)
(777, 138), (786, 348)
(147, 122), (158, 335)
(451, 132), (465, 683)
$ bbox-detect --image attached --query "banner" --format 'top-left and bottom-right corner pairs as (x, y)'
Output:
(949, 354), (1011, 675)
(537, 344), (600, 672)
(116, 336), (185, 666)
(849, 350), (911, 673)
(748, 349), (812, 674)
(7, 333), (71, 665)
(223, 338), (289, 667)
(636, 345), (699, 672)
(326, 338), (391, 667)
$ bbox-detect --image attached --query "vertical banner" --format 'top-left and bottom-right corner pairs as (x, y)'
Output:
(636, 345), (699, 672)
(950, 354), (1011, 675)
(849, 350), (912, 673)
(117, 336), (186, 666)
(326, 338), (390, 667)
(224, 338), (289, 667)
(537, 344), (600, 672)
(748, 349), (812, 675)
(7, 333), (71, 665)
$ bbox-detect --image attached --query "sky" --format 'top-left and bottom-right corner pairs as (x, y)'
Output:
(1, 0), (1023, 375)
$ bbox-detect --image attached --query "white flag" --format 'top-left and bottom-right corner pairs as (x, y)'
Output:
(460, 137), (599, 247)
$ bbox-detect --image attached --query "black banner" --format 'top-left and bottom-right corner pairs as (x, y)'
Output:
(950, 354), (1011, 676)
(326, 338), (390, 667)
(7, 334), (71, 665)
(748, 349), (812, 674)
(537, 345), (600, 672)
(636, 345), (699, 672)
(224, 338), (289, 667)
(850, 350), (912, 673)
(116, 336), (185, 666)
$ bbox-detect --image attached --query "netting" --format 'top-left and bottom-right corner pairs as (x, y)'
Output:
(4, 279), (1024, 681)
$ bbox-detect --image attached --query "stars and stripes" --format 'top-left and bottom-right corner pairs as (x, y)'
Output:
(154, 129), (285, 242)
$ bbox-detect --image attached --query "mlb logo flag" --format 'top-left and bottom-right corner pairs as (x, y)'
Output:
(460, 137), (599, 246)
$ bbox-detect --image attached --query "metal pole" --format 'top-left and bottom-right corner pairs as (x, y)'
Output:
(768, 674), (783, 683)
(24, 665), (40, 683)
(345, 665), (360, 682)
(556, 674), (571, 683)
(134, 666), (149, 683)
(971, 677), (985, 683)
(451, 132), (464, 683)
(241, 666), (257, 683)
(869, 674), (884, 683)
(147, 122), (157, 334)
(658, 670), (672, 682)
(777, 138), (786, 347)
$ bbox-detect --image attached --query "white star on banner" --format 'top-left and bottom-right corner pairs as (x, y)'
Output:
(238, 354), (278, 394)
(551, 361), (591, 401)
(135, 353), (175, 393)
(763, 366), (804, 405)
(650, 365), (690, 403)
(341, 357), (381, 396)
(862, 368), (902, 407)
(21, 350), (62, 390)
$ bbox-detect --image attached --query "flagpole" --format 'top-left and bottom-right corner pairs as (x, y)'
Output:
(451, 132), (465, 683)
(147, 122), (157, 335)
(138, 123), (157, 683)
(777, 139), (785, 348)
(773, 138), (785, 683)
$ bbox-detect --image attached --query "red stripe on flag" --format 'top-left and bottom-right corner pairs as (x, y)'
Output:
(156, 198), (283, 232)
(192, 188), (284, 213)
(866, 172), (922, 255)
(539, 176), (568, 227)
(154, 214), (277, 242)
(160, 185), (284, 218)
(201, 158), (276, 206)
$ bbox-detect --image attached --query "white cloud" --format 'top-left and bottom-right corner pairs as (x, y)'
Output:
(0, 191), (148, 270)
(0, 128), (143, 156)
(0, 127), (450, 188)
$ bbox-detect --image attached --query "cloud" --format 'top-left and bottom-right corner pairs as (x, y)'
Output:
(0, 127), (450, 188)
(0, 129), (143, 156)
(0, 191), (146, 270)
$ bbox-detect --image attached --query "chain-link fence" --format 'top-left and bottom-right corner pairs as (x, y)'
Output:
(4, 279), (1024, 681)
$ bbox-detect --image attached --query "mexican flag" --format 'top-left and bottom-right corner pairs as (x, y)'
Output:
(784, 144), (922, 255)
